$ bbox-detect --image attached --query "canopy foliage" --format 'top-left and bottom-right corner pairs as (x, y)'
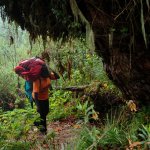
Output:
(0, 0), (85, 42)
(0, 0), (149, 47)
(0, 0), (149, 51)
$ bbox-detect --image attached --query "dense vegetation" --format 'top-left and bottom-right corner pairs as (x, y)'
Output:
(0, 20), (149, 150)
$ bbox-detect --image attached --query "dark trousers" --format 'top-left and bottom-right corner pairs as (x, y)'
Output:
(34, 99), (49, 132)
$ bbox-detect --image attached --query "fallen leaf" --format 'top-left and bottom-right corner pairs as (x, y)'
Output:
(54, 127), (62, 132)
(127, 100), (137, 112)
(73, 124), (81, 129)
(103, 83), (108, 88)
(43, 144), (49, 149)
(129, 142), (142, 148)
(92, 112), (99, 120)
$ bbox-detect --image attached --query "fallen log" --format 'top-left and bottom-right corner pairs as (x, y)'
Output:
(54, 85), (89, 92)
(53, 82), (125, 116)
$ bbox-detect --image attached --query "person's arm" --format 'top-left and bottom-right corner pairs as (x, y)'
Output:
(33, 80), (40, 100)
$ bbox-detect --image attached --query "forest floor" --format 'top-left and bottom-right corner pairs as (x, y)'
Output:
(27, 115), (81, 149)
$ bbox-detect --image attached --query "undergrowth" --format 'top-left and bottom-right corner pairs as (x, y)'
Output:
(73, 106), (150, 150)
(0, 89), (149, 150)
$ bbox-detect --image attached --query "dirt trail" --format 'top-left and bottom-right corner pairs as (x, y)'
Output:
(28, 116), (81, 149)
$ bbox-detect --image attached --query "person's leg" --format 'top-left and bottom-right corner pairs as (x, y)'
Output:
(34, 99), (49, 133)
(39, 100), (49, 133)
(39, 114), (47, 133)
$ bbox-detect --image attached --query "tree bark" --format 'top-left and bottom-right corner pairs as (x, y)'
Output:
(78, 0), (150, 105)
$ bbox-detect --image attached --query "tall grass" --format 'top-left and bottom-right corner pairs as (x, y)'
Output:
(74, 106), (149, 149)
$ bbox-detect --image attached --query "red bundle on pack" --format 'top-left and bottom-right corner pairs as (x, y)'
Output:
(14, 57), (47, 81)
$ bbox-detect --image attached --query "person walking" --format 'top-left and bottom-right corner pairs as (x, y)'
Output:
(32, 68), (50, 134)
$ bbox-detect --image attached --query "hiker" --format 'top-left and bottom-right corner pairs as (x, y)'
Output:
(32, 66), (51, 134)
(14, 54), (59, 134)
(14, 56), (59, 109)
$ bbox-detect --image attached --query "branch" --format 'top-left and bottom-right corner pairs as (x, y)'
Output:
(54, 85), (89, 92)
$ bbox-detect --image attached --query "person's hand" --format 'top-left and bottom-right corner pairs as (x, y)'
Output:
(34, 92), (38, 101)
(50, 71), (60, 80)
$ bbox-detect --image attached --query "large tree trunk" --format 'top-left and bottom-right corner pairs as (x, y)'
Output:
(78, 0), (150, 104)
(95, 36), (150, 105)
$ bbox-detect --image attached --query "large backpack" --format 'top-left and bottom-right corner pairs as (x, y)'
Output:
(15, 57), (49, 81)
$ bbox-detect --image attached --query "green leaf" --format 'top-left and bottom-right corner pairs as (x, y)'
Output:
(85, 104), (94, 114)
(138, 133), (147, 140)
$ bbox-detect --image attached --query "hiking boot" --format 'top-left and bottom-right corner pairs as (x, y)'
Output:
(39, 126), (47, 135)
(34, 121), (40, 127)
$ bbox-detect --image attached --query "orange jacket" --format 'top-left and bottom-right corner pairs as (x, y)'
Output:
(32, 77), (50, 100)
